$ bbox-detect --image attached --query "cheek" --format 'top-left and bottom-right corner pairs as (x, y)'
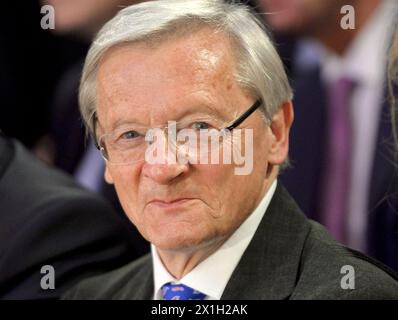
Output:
(195, 128), (269, 199)
(193, 163), (264, 238)
(191, 164), (232, 212)
(195, 162), (234, 187)
(193, 163), (248, 212)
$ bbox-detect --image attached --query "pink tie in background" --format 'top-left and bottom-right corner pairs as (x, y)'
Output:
(321, 77), (357, 244)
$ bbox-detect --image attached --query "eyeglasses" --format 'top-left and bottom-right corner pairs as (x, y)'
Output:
(92, 98), (262, 165)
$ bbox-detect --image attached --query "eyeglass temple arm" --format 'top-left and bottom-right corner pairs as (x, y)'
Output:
(224, 99), (263, 131)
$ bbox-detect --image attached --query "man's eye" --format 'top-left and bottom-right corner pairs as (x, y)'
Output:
(191, 122), (210, 130)
(120, 131), (140, 140)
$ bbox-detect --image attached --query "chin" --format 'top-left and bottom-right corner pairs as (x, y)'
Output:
(152, 235), (200, 251)
(148, 228), (215, 252)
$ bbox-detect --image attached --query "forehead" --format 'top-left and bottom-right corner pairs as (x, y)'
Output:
(96, 28), (244, 127)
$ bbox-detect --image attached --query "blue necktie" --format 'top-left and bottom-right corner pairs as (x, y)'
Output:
(162, 283), (206, 300)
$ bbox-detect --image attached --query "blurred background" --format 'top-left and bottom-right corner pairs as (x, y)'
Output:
(1, 0), (398, 272)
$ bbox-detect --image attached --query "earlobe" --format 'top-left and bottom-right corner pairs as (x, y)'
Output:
(104, 165), (114, 184)
(268, 101), (294, 165)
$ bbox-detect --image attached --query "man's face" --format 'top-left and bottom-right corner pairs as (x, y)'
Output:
(257, 0), (348, 34)
(96, 29), (286, 251)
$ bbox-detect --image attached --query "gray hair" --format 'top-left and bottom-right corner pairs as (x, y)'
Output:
(79, 0), (293, 136)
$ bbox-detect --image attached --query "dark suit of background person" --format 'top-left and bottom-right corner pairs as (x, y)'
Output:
(0, 135), (145, 299)
(283, 59), (398, 272)
(38, 0), (150, 255)
(63, 183), (398, 300)
(254, 0), (398, 272)
(49, 59), (149, 257)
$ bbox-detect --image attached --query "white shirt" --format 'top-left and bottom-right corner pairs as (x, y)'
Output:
(295, 0), (396, 252)
(152, 179), (277, 300)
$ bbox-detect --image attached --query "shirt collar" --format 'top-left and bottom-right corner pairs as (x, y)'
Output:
(152, 179), (277, 300)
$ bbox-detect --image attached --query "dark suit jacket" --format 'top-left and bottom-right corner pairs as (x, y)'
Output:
(0, 136), (144, 299)
(63, 183), (398, 300)
(280, 65), (398, 272)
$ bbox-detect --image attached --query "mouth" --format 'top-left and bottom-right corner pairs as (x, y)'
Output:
(147, 198), (198, 211)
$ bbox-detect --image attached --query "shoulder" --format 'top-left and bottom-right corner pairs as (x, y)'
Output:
(62, 254), (153, 300)
(1, 138), (116, 224)
(2, 139), (124, 246)
(292, 220), (398, 299)
(0, 139), (140, 299)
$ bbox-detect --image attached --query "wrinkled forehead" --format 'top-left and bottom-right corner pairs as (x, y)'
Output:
(95, 28), (246, 129)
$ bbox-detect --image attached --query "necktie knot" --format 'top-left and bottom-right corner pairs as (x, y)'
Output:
(161, 283), (206, 300)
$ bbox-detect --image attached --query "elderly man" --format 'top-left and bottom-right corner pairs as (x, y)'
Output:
(63, 0), (398, 300)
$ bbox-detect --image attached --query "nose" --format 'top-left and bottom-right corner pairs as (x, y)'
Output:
(142, 162), (189, 184)
(143, 126), (189, 183)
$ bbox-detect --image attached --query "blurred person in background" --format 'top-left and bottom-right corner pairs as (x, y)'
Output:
(38, 0), (150, 257)
(256, 0), (398, 271)
(0, 1), (87, 149)
(0, 1), (150, 298)
(0, 132), (141, 299)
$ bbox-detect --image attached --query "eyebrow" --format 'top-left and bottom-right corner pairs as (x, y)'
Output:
(111, 118), (143, 132)
(176, 102), (229, 121)
(109, 102), (231, 131)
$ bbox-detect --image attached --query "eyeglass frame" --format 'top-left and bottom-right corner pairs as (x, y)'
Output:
(91, 98), (263, 155)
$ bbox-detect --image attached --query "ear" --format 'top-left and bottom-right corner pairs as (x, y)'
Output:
(104, 164), (114, 184)
(267, 101), (294, 165)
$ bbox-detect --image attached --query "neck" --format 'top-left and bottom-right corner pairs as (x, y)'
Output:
(157, 238), (227, 279)
(315, 0), (382, 56)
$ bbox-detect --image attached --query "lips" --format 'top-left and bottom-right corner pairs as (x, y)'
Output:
(148, 198), (197, 210)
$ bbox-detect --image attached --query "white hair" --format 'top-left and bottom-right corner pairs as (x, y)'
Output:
(79, 0), (293, 135)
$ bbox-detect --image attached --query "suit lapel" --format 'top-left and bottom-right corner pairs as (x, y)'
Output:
(126, 257), (154, 300)
(221, 183), (311, 299)
(132, 275), (154, 300)
(131, 258), (154, 300)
